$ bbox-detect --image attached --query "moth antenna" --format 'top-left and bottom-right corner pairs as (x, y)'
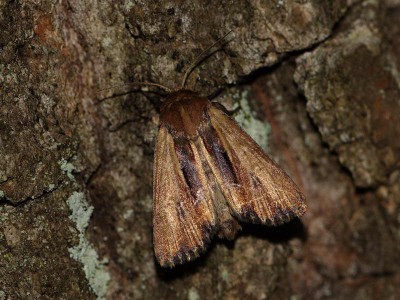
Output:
(98, 81), (172, 94)
(181, 30), (234, 89)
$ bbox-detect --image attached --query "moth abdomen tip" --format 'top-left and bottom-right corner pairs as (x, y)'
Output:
(200, 223), (215, 243)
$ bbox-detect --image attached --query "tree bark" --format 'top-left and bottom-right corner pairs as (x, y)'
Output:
(1, 0), (399, 299)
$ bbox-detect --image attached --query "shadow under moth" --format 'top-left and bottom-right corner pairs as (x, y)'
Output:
(110, 32), (306, 267)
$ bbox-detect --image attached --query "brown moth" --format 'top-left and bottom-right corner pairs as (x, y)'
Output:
(153, 90), (306, 267)
(149, 34), (306, 267)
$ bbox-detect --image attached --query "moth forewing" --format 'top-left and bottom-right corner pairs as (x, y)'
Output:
(153, 108), (217, 267)
(207, 105), (306, 225)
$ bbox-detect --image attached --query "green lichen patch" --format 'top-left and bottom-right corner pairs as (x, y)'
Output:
(233, 90), (271, 151)
(59, 158), (76, 181)
(67, 192), (110, 299)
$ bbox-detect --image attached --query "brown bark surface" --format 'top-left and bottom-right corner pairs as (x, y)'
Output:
(1, 0), (399, 299)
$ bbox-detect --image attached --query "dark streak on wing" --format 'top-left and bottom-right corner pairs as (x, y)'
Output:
(176, 201), (186, 219)
(174, 139), (202, 202)
(199, 124), (239, 186)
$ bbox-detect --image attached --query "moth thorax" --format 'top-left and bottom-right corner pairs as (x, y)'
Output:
(159, 89), (211, 137)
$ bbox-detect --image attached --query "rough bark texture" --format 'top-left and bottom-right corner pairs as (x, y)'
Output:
(1, 0), (399, 299)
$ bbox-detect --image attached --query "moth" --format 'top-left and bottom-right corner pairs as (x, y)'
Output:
(153, 89), (306, 267)
(108, 32), (306, 267)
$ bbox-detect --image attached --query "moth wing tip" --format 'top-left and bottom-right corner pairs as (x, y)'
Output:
(156, 241), (210, 268)
(237, 193), (307, 227)
(271, 200), (307, 226)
